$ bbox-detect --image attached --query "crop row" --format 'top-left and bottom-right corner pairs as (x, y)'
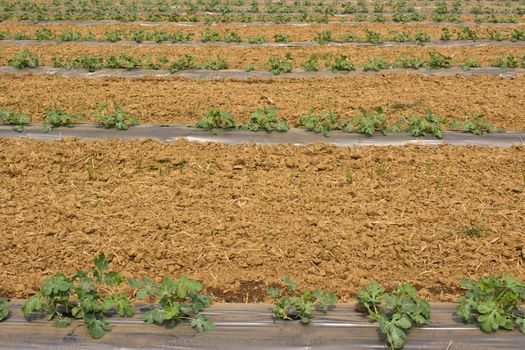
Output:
(1, 26), (524, 43)
(0, 103), (502, 138)
(7, 49), (525, 73)
(2, 0), (524, 17)
(1, 10), (523, 23)
(0, 254), (523, 349)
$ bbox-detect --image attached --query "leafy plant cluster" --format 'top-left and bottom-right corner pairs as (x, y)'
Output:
(356, 282), (431, 349)
(93, 100), (140, 130)
(0, 109), (31, 132)
(0, 298), (8, 321)
(20, 253), (214, 339)
(456, 275), (525, 334)
(267, 276), (336, 324)
(195, 108), (288, 133)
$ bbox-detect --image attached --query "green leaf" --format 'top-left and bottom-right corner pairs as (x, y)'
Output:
(191, 314), (215, 332)
(267, 288), (280, 299)
(173, 276), (202, 298)
(55, 317), (72, 328)
(282, 275), (297, 292)
(0, 298), (9, 321)
(84, 314), (111, 339)
(104, 271), (125, 287)
(517, 318), (525, 333)
(93, 253), (108, 282)
(22, 295), (43, 317)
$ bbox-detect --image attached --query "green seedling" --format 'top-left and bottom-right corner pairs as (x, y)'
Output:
(58, 30), (81, 42)
(394, 55), (425, 69)
(329, 55), (355, 73)
(267, 275), (336, 324)
(342, 107), (388, 136)
(363, 57), (390, 71)
(315, 30), (332, 44)
(247, 36), (266, 44)
(171, 31), (193, 43)
(169, 55), (197, 72)
(462, 58), (481, 70)
(426, 52), (452, 69)
(456, 275), (525, 334)
(0, 109), (31, 132)
(22, 253), (133, 339)
(414, 30), (431, 44)
(464, 114), (492, 135)
(491, 54), (519, 68)
(224, 31), (242, 43)
(201, 56), (229, 70)
(8, 49), (40, 69)
(94, 100), (139, 130)
(194, 109), (236, 134)
(0, 298), (8, 321)
(393, 110), (445, 138)
(200, 28), (221, 42)
(267, 54), (293, 75)
(128, 276), (214, 332)
(356, 282), (431, 349)
(242, 108), (288, 132)
(299, 111), (340, 136)
(301, 54), (320, 71)
(43, 109), (85, 132)
(273, 33), (290, 43)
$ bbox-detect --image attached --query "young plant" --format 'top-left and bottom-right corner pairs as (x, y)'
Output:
(22, 253), (133, 339)
(329, 55), (355, 73)
(299, 111), (340, 136)
(301, 54), (319, 71)
(426, 52), (452, 69)
(201, 56), (229, 70)
(356, 282), (431, 349)
(8, 49), (40, 69)
(394, 56), (425, 70)
(463, 114), (492, 135)
(0, 298), (8, 321)
(128, 276), (214, 332)
(315, 30), (332, 44)
(393, 110), (445, 138)
(267, 54), (293, 75)
(94, 100), (139, 130)
(343, 107), (388, 136)
(491, 54), (519, 68)
(169, 55), (197, 72)
(273, 33), (290, 43)
(363, 57), (390, 71)
(242, 108), (288, 132)
(267, 275), (336, 324)
(0, 109), (31, 132)
(194, 109), (236, 134)
(43, 109), (85, 132)
(456, 275), (525, 334)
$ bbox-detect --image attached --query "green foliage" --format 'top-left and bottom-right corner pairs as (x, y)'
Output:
(315, 30), (332, 44)
(463, 114), (492, 135)
(247, 35), (266, 44)
(8, 49), (40, 69)
(242, 108), (288, 132)
(94, 100), (139, 130)
(329, 55), (355, 73)
(301, 54), (319, 71)
(0, 298), (9, 321)
(426, 52), (452, 69)
(43, 109), (84, 132)
(342, 107), (388, 136)
(491, 54), (519, 68)
(462, 58), (481, 70)
(364, 29), (383, 43)
(128, 275), (214, 332)
(267, 275), (336, 324)
(394, 56), (425, 69)
(59, 30), (82, 41)
(414, 30), (431, 44)
(267, 53), (293, 75)
(104, 30), (123, 42)
(440, 27), (452, 41)
(299, 111), (340, 136)
(456, 275), (525, 334)
(223, 31), (242, 43)
(273, 32), (290, 43)
(194, 109), (236, 134)
(393, 110), (445, 138)
(0, 109), (31, 132)
(357, 282), (430, 349)
(201, 56), (229, 70)
(22, 253), (133, 339)
(34, 28), (53, 40)
(171, 31), (193, 43)
(200, 27), (221, 42)
(105, 54), (142, 70)
(169, 55), (197, 72)
(363, 57), (390, 71)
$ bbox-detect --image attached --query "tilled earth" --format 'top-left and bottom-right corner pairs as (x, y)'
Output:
(0, 73), (524, 130)
(0, 139), (524, 302)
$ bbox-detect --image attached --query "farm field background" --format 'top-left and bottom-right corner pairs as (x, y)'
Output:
(0, 0), (525, 348)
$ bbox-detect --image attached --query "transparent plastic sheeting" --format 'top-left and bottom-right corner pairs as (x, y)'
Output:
(0, 66), (524, 80)
(1, 301), (524, 350)
(1, 39), (525, 48)
(0, 125), (524, 147)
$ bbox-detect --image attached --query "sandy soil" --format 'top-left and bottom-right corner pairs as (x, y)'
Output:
(0, 139), (523, 302)
(0, 73), (524, 130)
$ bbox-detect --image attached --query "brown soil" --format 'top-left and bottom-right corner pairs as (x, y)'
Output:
(0, 73), (524, 130)
(1, 22), (523, 42)
(2, 43), (524, 69)
(0, 139), (523, 302)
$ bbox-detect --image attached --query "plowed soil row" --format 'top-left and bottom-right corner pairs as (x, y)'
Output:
(2, 43), (525, 69)
(0, 73), (524, 130)
(0, 139), (523, 302)
(1, 22), (523, 41)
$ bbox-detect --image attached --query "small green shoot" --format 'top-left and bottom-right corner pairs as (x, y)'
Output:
(0, 109), (31, 132)
(267, 275), (336, 324)
(94, 100), (139, 130)
(393, 110), (445, 138)
(456, 275), (525, 334)
(356, 282), (431, 349)
(128, 276), (214, 332)
(299, 111), (340, 136)
(342, 107), (388, 136)
(242, 108), (288, 132)
(0, 298), (9, 321)
(8, 49), (41, 69)
(194, 109), (236, 134)
(43, 110), (84, 132)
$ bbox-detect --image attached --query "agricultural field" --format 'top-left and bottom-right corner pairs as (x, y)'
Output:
(0, 1), (524, 349)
